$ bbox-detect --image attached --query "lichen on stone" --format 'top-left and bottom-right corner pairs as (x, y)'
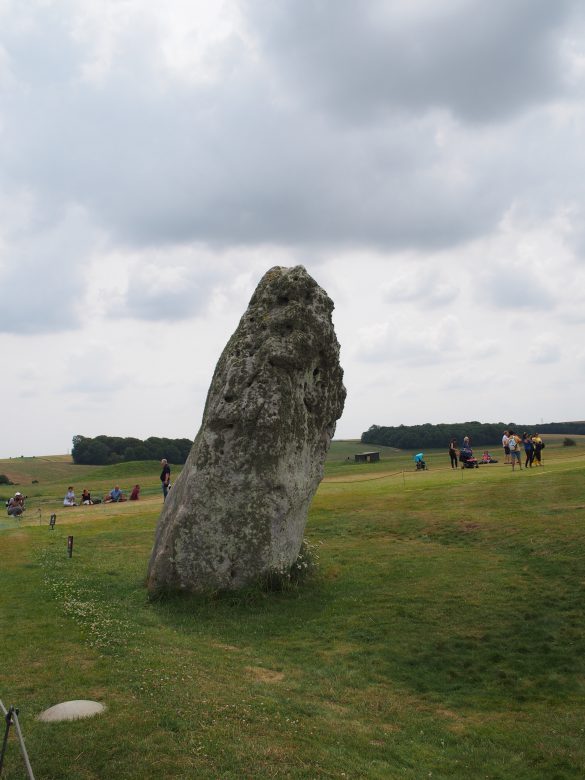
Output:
(147, 265), (346, 594)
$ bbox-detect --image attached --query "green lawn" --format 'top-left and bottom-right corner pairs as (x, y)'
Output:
(1, 440), (584, 778)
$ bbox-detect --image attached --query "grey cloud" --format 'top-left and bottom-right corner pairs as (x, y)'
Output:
(477, 265), (556, 310)
(111, 262), (222, 322)
(0, 0), (555, 257)
(0, 204), (95, 334)
(246, 0), (576, 123)
(2, 71), (507, 253)
(0, 0), (583, 323)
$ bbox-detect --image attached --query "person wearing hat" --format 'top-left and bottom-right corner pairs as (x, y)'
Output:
(7, 492), (25, 516)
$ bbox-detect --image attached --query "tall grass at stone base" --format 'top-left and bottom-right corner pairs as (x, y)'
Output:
(0, 441), (584, 778)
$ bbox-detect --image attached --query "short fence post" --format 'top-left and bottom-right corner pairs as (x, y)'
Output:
(67, 535), (73, 558)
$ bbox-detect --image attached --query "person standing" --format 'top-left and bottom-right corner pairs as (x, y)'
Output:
(448, 439), (458, 469)
(160, 458), (171, 500)
(522, 433), (534, 468)
(502, 430), (511, 464)
(532, 433), (544, 466)
(508, 431), (522, 471)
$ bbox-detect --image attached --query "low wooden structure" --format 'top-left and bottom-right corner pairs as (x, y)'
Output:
(354, 451), (380, 464)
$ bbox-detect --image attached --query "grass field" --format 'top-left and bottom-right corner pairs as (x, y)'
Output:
(1, 438), (585, 778)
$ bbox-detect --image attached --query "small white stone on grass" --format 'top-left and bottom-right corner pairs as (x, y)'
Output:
(38, 700), (106, 722)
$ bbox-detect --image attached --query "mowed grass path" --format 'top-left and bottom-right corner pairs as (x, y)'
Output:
(1, 441), (585, 778)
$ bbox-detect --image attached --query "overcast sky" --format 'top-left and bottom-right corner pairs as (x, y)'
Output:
(1, 0), (584, 458)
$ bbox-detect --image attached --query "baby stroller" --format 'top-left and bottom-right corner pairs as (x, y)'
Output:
(413, 453), (427, 470)
(459, 446), (478, 469)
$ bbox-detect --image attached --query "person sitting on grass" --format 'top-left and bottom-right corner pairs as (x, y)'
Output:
(7, 492), (25, 516)
(129, 484), (140, 501)
(104, 485), (126, 503)
(63, 486), (77, 506)
(81, 488), (92, 505)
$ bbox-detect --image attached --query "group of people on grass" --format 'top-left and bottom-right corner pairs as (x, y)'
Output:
(60, 456), (171, 506)
(63, 459), (170, 506)
(62, 484), (141, 506)
(448, 431), (545, 471)
(8, 457), (171, 518)
(502, 430), (544, 471)
(448, 436), (481, 468)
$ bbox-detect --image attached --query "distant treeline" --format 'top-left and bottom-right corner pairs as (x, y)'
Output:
(361, 421), (585, 450)
(72, 435), (193, 465)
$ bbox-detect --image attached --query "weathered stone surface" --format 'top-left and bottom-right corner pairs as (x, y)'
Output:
(147, 265), (345, 593)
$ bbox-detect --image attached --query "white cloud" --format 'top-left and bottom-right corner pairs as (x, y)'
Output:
(383, 265), (459, 307)
(528, 336), (561, 364)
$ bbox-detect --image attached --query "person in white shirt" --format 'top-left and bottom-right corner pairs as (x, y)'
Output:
(63, 487), (77, 506)
(502, 430), (511, 464)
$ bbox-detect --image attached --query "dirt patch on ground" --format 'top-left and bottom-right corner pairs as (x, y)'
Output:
(211, 642), (240, 652)
(459, 522), (480, 533)
(435, 708), (469, 734)
(381, 722), (401, 733)
(321, 701), (349, 715)
(245, 666), (285, 683)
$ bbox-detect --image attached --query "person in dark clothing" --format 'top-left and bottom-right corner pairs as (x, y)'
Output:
(448, 439), (458, 469)
(522, 433), (534, 468)
(160, 459), (171, 500)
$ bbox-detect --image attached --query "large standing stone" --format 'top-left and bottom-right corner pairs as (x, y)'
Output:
(147, 265), (345, 593)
